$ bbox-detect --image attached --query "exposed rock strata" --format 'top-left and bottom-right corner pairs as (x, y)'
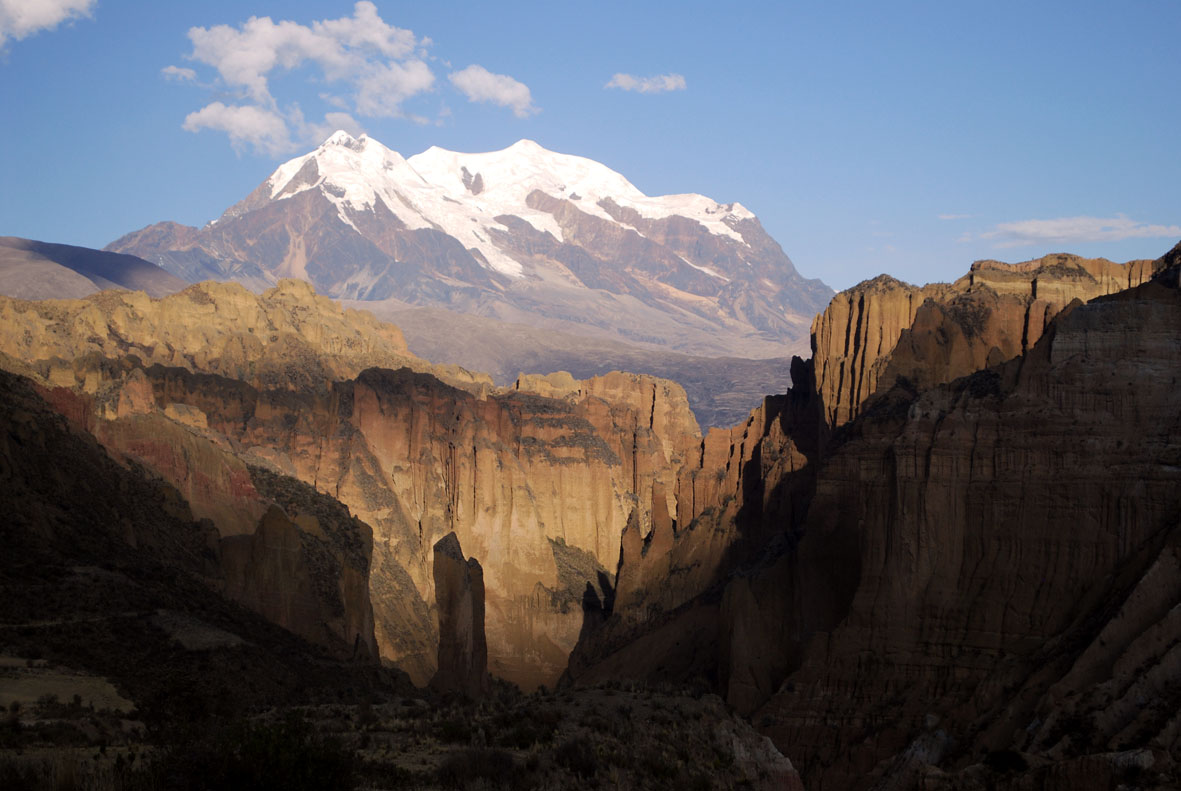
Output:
(0, 364), (378, 662)
(0, 281), (701, 689)
(811, 253), (1164, 428)
(569, 248), (1181, 790)
(0, 278), (490, 394)
(755, 271), (1181, 789)
(0, 366), (403, 724)
(431, 532), (489, 698)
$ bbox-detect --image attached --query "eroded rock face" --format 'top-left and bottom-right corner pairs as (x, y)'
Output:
(812, 275), (948, 429)
(431, 532), (488, 698)
(0, 278), (492, 395)
(0, 282), (702, 689)
(569, 249), (1181, 790)
(811, 254), (1164, 429)
(754, 274), (1181, 789)
(568, 357), (822, 676)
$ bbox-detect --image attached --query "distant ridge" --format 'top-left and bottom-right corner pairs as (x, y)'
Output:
(0, 236), (187, 299)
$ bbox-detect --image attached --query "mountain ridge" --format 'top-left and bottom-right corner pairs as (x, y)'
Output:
(106, 132), (831, 360)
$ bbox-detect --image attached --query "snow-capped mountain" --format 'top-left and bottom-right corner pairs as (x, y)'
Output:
(108, 132), (831, 358)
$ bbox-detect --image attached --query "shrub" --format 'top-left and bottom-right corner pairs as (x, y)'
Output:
(434, 718), (471, 743)
(496, 718), (555, 749)
(156, 714), (355, 790)
(436, 747), (517, 788)
(554, 737), (597, 779)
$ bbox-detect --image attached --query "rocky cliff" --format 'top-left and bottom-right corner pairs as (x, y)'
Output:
(0, 364), (409, 729)
(811, 253), (1164, 429)
(0, 277), (495, 394)
(7, 236), (1177, 789)
(568, 247), (1181, 790)
(0, 280), (701, 690)
(431, 532), (489, 698)
(754, 267), (1181, 789)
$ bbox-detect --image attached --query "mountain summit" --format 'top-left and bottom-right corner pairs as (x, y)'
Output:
(108, 133), (831, 358)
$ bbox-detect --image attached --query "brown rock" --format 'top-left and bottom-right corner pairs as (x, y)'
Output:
(756, 276), (1181, 788)
(0, 278), (492, 395)
(0, 279), (705, 689)
(810, 253), (1165, 429)
(570, 248), (1181, 790)
(431, 532), (488, 698)
(220, 504), (376, 657)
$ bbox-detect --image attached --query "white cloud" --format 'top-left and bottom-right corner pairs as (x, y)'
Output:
(972, 214), (1181, 247)
(161, 65), (197, 82)
(175, 3), (542, 154)
(938, 213), (971, 221)
(449, 64), (537, 118)
(182, 102), (293, 157)
(605, 73), (686, 94)
(185, 1), (426, 106)
(0, 0), (94, 47)
(314, 1), (416, 60)
(355, 60), (434, 117)
(176, 2), (434, 154)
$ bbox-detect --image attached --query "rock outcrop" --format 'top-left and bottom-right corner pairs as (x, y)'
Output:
(431, 532), (488, 698)
(0, 277), (494, 395)
(568, 247), (1181, 790)
(0, 365), (404, 720)
(0, 280), (702, 689)
(811, 253), (1164, 429)
(753, 268), (1181, 789)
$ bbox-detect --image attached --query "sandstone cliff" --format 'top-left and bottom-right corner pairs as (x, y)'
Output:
(0, 280), (702, 690)
(586, 255), (1166, 651)
(0, 365), (408, 725)
(568, 248), (1181, 790)
(431, 532), (489, 698)
(811, 253), (1163, 429)
(0, 278), (491, 394)
(753, 269), (1181, 789)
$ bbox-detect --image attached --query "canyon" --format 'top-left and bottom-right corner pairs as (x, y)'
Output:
(568, 246), (1181, 789)
(0, 278), (702, 690)
(1, 242), (1178, 789)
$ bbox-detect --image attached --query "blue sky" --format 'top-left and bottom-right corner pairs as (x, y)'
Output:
(1, 0), (1178, 291)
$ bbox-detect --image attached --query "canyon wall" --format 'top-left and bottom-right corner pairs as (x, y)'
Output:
(0, 280), (700, 689)
(754, 271), (1181, 788)
(811, 253), (1163, 428)
(431, 532), (489, 698)
(569, 248), (1181, 789)
(5, 245), (1177, 790)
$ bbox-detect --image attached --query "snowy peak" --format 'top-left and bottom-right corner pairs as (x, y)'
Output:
(269, 132), (754, 229)
(407, 139), (643, 208)
(323, 129), (359, 146)
(250, 132), (765, 279)
(403, 138), (757, 243)
(109, 131), (833, 361)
